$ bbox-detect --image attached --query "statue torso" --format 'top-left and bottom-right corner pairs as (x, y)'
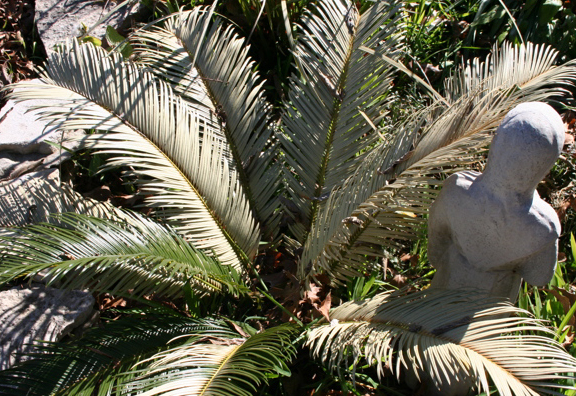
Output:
(439, 171), (560, 272)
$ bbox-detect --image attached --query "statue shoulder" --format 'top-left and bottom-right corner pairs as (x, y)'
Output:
(532, 195), (561, 236)
(438, 171), (480, 200)
(445, 171), (480, 188)
(432, 171), (480, 220)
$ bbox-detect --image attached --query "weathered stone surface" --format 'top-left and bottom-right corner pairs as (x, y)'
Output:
(35, 0), (143, 56)
(428, 102), (565, 301)
(0, 95), (84, 180)
(0, 154), (45, 181)
(0, 99), (59, 155)
(0, 284), (94, 370)
(0, 157), (19, 179)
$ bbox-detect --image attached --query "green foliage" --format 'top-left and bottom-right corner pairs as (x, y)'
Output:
(105, 25), (134, 58)
(0, 212), (248, 298)
(517, 239), (574, 332)
(517, 258), (576, 394)
(0, 315), (298, 396)
(402, 0), (480, 86)
(467, 0), (576, 61)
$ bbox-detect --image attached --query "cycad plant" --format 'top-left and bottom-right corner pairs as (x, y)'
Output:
(1, 0), (576, 394)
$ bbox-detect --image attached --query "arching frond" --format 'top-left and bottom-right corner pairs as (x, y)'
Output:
(4, 41), (260, 269)
(410, 42), (576, 166)
(301, 42), (576, 283)
(131, 8), (281, 234)
(0, 316), (237, 396)
(0, 177), (131, 231)
(0, 212), (247, 298)
(307, 288), (576, 395)
(115, 324), (299, 396)
(444, 42), (569, 103)
(299, 111), (428, 281)
(280, 0), (404, 241)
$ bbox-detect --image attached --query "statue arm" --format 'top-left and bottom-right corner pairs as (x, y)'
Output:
(517, 203), (561, 287)
(518, 239), (558, 286)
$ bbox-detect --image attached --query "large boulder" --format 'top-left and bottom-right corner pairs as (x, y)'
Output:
(35, 0), (143, 56)
(0, 95), (84, 181)
(0, 284), (95, 370)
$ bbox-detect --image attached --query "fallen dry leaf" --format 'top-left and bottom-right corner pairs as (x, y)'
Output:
(317, 291), (332, 321)
(270, 270), (301, 321)
(562, 328), (574, 349)
(229, 321), (251, 338)
(304, 283), (323, 306)
(562, 110), (576, 133)
(451, 20), (469, 39)
(555, 195), (576, 222)
(388, 267), (408, 288)
(423, 63), (442, 83)
(98, 295), (128, 310)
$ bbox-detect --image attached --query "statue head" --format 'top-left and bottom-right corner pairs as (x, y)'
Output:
(483, 102), (565, 196)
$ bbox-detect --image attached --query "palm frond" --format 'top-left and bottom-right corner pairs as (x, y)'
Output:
(409, 42), (576, 167)
(115, 324), (299, 396)
(0, 316), (237, 396)
(0, 212), (247, 298)
(444, 42), (570, 103)
(131, 8), (282, 234)
(280, 0), (404, 241)
(0, 176), (132, 231)
(300, 41), (576, 283)
(299, 111), (428, 281)
(4, 41), (260, 269)
(307, 288), (576, 395)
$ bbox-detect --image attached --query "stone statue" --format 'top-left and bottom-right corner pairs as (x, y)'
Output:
(428, 102), (565, 301)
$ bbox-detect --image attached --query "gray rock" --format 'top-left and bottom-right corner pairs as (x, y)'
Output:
(0, 157), (19, 178)
(0, 154), (45, 181)
(35, 0), (143, 57)
(0, 96), (84, 180)
(0, 284), (94, 370)
(0, 99), (59, 155)
(429, 102), (564, 302)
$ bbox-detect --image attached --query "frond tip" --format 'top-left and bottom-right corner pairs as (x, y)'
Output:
(306, 288), (576, 395)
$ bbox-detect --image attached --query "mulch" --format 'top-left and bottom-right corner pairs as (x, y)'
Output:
(0, 0), (44, 103)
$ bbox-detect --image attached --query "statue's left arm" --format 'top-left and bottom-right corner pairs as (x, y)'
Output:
(518, 239), (559, 286)
(518, 200), (561, 286)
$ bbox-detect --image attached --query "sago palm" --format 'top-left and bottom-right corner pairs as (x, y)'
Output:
(1, 0), (576, 394)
